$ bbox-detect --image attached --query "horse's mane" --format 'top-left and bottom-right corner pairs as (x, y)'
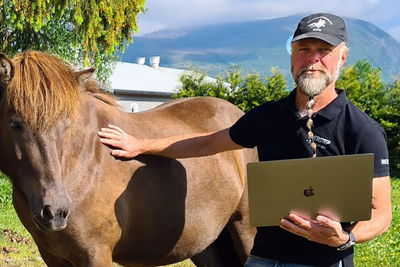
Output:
(4, 51), (117, 131)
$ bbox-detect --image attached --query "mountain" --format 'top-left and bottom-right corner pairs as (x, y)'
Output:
(121, 14), (400, 83)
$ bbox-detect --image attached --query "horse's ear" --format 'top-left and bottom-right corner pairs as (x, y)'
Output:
(75, 67), (96, 84)
(0, 53), (15, 92)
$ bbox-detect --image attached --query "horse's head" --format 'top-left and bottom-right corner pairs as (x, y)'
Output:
(0, 52), (99, 231)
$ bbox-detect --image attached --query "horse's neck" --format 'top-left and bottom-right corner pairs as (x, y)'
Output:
(64, 99), (136, 202)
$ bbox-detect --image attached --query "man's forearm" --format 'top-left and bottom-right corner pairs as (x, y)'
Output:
(348, 176), (392, 243)
(141, 132), (213, 158)
(143, 128), (244, 158)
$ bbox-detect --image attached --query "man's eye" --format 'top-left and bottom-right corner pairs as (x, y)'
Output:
(320, 48), (332, 53)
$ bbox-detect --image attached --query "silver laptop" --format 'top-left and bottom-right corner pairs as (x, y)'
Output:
(247, 154), (374, 227)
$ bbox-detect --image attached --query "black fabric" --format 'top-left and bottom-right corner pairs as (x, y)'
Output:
(229, 88), (389, 267)
(291, 13), (348, 46)
(191, 226), (242, 267)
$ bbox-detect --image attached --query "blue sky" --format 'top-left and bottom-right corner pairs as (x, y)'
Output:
(136, 0), (400, 43)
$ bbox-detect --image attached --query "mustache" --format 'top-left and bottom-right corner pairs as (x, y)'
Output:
(295, 65), (328, 81)
(299, 65), (327, 75)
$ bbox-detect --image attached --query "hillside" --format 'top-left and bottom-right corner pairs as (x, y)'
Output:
(121, 14), (400, 83)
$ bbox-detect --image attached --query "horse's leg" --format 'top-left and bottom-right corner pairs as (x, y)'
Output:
(190, 226), (242, 267)
(226, 187), (257, 265)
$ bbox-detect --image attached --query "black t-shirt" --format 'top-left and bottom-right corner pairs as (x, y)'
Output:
(229, 89), (390, 267)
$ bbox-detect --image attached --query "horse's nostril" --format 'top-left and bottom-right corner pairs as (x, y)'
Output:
(42, 205), (55, 220)
(62, 210), (69, 219)
(34, 205), (70, 231)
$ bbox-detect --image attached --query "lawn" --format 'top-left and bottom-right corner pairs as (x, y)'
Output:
(1, 174), (399, 267)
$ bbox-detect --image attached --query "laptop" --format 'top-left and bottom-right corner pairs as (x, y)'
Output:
(247, 154), (374, 227)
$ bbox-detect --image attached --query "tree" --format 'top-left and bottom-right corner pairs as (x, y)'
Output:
(0, 0), (146, 83)
(336, 59), (386, 118)
(174, 67), (229, 100)
(337, 60), (400, 176)
(174, 65), (289, 112)
(383, 76), (400, 175)
(231, 67), (288, 112)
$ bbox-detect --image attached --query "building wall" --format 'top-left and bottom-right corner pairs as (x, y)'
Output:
(115, 95), (172, 113)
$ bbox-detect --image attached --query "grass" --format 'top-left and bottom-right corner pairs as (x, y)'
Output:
(1, 174), (399, 267)
(353, 178), (400, 266)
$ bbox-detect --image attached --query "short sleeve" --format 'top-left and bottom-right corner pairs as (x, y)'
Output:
(229, 104), (268, 148)
(355, 122), (390, 177)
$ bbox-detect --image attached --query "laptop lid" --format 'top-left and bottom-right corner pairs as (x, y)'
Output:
(247, 154), (374, 227)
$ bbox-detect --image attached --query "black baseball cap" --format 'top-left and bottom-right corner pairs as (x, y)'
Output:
(291, 13), (348, 46)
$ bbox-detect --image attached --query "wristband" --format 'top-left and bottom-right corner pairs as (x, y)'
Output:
(337, 231), (356, 251)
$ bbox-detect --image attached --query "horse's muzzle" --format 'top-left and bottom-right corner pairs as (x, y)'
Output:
(32, 205), (70, 231)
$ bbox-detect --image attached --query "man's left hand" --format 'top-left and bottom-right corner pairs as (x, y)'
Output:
(280, 214), (349, 247)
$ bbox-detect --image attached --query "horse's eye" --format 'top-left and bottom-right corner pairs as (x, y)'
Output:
(9, 120), (23, 131)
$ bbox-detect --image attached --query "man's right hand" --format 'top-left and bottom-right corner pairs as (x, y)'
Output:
(98, 124), (143, 159)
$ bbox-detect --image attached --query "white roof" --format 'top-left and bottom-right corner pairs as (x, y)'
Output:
(109, 61), (227, 95)
(109, 61), (187, 94)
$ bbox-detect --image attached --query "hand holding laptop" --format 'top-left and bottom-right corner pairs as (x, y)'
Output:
(280, 213), (350, 248)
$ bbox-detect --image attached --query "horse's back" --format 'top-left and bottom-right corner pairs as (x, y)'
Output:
(138, 97), (244, 134)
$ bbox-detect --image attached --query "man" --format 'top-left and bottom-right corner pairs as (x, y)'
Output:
(98, 13), (392, 267)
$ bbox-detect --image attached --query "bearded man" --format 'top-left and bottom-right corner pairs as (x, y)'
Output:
(98, 13), (392, 267)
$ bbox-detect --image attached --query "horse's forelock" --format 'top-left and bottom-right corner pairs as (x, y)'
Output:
(4, 51), (118, 131)
(4, 52), (82, 131)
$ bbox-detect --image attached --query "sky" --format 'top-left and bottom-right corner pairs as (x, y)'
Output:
(135, 0), (400, 43)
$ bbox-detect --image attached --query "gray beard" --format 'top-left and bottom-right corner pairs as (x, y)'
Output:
(296, 71), (334, 96)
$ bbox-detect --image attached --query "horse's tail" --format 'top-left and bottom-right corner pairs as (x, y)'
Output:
(190, 226), (243, 267)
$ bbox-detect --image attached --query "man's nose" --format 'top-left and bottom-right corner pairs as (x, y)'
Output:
(308, 52), (322, 64)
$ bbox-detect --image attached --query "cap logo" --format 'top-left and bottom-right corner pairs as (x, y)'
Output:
(307, 16), (333, 32)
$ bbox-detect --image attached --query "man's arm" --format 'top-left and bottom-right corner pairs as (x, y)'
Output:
(280, 176), (392, 247)
(98, 124), (243, 159)
(349, 176), (392, 242)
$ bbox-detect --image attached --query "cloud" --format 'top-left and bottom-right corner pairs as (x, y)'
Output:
(387, 26), (400, 42)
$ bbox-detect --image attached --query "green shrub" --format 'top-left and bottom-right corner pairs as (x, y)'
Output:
(0, 173), (12, 206)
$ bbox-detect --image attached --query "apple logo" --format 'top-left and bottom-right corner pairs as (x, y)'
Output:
(303, 186), (315, 197)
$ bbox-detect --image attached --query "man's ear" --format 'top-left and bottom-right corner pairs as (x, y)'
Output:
(339, 46), (349, 69)
(0, 53), (15, 93)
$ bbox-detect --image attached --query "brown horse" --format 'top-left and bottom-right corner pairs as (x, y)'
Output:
(0, 51), (257, 267)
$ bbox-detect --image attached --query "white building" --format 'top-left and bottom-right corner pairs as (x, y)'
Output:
(109, 56), (183, 112)
(109, 56), (225, 113)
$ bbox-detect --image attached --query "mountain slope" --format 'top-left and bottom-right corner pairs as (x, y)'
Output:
(122, 14), (400, 83)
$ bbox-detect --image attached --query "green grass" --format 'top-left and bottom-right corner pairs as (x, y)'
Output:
(1, 174), (399, 267)
(353, 178), (400, 267)
(0, 177), (12, 206)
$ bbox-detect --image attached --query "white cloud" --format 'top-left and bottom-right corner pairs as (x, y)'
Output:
(387, 26), (400, 42)
(363, 0), (379, 3)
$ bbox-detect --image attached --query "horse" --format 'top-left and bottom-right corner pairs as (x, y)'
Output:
(0, 51), (257, 267)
